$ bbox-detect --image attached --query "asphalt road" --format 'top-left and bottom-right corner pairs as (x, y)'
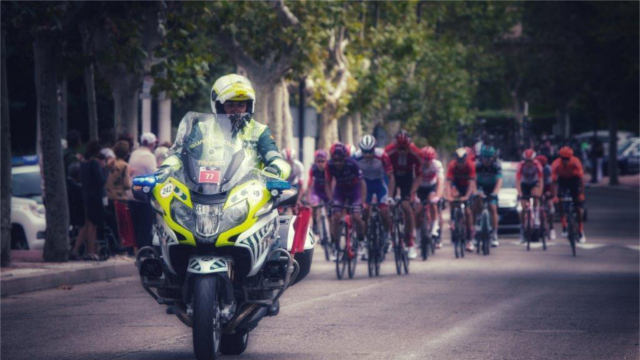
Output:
(2, 187), (638, 360)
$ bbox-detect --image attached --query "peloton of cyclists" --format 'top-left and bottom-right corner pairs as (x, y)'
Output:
(325, 142), (367, 251)
(385, 130), (423, 260)
(445, 148), (476, 251)
(551, 146), (587, 243)
(415, 146), (445, 249)
(473, 145), (503, 247)
(355, 135), (396, 255)
(516, 149), (544, 243)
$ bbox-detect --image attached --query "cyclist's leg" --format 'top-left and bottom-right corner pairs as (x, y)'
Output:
(569, 176), (586, 241)
(398, 175), (415, 246)
(531, 182), (542, 227)
(331, 192), (346, 244)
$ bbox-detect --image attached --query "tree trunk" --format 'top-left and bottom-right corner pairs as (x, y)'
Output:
(1, 31), (13, 266)
(351, 112), (362, 144)
(111, 76), (140, 144)
(319, 106), (339, 149)
(608, 112), (619, 186)
(80, 22), (99, 141)
(57, 78), (68, 138)
(157, 92), (172, 143)
(338, 115), (353, 145)
(280, 79), (294, 150)
(33, 36), (69, 262)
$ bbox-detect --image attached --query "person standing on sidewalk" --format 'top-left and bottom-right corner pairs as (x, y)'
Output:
(128, 133), (157, 250)
(73, 141), (107, 261)
(106, 141), (132, 253)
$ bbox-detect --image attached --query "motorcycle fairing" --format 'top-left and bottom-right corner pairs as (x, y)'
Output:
(234, 210), (279, 277)
(152, 176), (197, 246)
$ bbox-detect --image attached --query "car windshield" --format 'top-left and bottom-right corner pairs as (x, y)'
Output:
(502, 169), (517, 189)
(169, 112), (259, 195)
(12, 171), (42, 198)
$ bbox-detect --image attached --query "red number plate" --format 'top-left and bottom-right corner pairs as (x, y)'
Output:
(198, 167), (221, 184)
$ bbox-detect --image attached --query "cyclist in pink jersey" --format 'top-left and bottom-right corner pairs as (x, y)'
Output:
(516, 149), (544, 242)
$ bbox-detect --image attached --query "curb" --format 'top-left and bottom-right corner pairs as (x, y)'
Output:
(1, 260), (137, 297)
(585, 184), (639, 194)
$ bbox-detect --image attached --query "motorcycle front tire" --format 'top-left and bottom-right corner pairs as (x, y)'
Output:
(193, 275), (222, 360)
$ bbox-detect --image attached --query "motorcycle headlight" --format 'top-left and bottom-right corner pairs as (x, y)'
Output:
(219, 201), (249, 234)
(170, 199), (195, 230)
(195, 204), (222, 237)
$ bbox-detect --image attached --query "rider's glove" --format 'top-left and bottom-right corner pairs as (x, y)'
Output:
(578, 193), (585, 202)
(386, 198), (396, 206)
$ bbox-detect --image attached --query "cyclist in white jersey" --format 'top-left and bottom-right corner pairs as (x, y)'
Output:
(414, 146), (445, 248)
(282, 148), (305, 208)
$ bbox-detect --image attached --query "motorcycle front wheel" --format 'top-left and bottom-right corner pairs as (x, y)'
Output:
(193, 275), (222, 360)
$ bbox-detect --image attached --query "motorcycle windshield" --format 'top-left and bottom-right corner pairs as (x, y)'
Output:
(171, 112), (258, 195)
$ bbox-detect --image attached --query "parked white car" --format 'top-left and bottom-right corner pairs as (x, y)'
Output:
(497, 161), (521, 232)
(11, 164), (46, 250)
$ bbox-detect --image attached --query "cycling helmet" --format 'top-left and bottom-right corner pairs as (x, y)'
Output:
(420, 146), (437, 161)
(394, 130), (411, 148)
(535, 154), (548, 166)
(330, 142), (347, 160)
(211, 74), (256, 115)
(558, 146), (574, 159)
(281, 148), (296, 162)
(474, 141), (484, 157)
(314, 149), (328, 160)
(480, 145), (496, 159)
(454, 148), (468, 162)
(522, 149), (536, 161)
(359, 135), (376, 152)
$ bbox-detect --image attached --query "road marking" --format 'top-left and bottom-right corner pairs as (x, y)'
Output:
(576, 243), (607, 249)
(623, 245), (640, 251)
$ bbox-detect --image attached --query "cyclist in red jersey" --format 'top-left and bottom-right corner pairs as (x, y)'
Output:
(551, 146), (586, 243)
(384, 130), (422, 259)
(445, 148), (476, 251)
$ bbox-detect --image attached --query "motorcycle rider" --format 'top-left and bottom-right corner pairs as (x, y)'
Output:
(161, 74), (291, 180)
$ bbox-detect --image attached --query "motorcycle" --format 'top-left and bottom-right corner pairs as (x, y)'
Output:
(131, 112), (314, 360)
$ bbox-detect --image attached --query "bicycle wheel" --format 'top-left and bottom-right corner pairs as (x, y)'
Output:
(348, 228), (358, 279)
(367, 219), (377, 277)
(481, 214), (490, 256)
(540, 209), (548, 251)
(525, 211), (531, 252)
(567, 208), (577, 257)
(421, 234), (429, 261)
(403, 248), (410, 274)
(321, 214), (331, 261)
(335, 222), (348, 280)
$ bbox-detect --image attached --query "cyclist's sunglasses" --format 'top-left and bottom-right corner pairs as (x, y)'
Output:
(362, 149), (375, 155)
(332, 157), (345, 163)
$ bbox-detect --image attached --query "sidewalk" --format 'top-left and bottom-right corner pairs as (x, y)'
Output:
(1, 250), (137, 297)
(584, 173), (640, 193)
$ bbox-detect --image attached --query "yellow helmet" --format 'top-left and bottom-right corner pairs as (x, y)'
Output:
(210, 74), (256, 115)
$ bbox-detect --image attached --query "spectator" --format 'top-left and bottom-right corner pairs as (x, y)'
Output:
(117, 133), (135, 162)
(106, 141), (132, 253)
(67, 162), (86, 260)
(74, 141), (107, 261)
(154, 145), (170, 168)
(128, 132), (158, 249)
(63, 130), (83, 177)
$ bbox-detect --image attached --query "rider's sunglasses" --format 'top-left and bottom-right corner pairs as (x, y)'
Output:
(362, 149), (374, 155)
(316, 159), (327, 164)
(332, 157), (345, 163)
(397, 147), (408, 152)
(561, 157), (570, 162)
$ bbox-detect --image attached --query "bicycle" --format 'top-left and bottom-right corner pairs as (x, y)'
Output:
(449, 199), (467, 259)
(417, 198), (436, 261)
(312, 202), (332, 262)
(391, 202), (410, 275)
(365, 201), (384, 277)
(538, 194), (550, 251)
(559, 189), (578, 257)
(521, 195), (540, 252)
(335, 205), (361, 280)
(474, 190), (492, 256)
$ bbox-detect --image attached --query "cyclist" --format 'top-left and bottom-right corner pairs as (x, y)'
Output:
(414, 146), (445, 249)
(445, 148), (476, 251)
(473, 145), (502, 247)
(281, 147), (305, 210)
(325, 142), (367, 250)
(306, 149), (330, 236)
(385, 130), (422, 259)
(551, 146), (586, 243)
(355, 135), (395, 251)
(516, 149), (544, 243)
(536, 154), (557, 240)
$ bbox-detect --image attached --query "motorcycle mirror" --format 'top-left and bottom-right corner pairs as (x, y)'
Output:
(132, 175), (157, 202)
